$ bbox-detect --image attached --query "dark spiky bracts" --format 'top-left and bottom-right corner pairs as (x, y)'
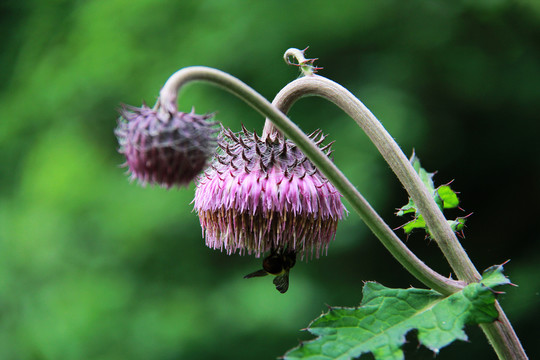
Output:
(193, 125), (346, 259)
(115, 104), (218, 188)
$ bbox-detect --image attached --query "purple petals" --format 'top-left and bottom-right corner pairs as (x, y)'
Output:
(193, 127), (346, 259)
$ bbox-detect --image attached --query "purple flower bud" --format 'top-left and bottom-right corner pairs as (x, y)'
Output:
(115, 105), (217, 188)
(193, 126), (346, 259)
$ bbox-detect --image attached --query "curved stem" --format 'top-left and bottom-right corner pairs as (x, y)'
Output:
(269, 74), (526, 359)
(269, 75), (481, 281)
(157, 66), (463, 295)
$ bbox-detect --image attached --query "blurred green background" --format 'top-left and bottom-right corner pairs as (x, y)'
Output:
(1, 0), (539, 359)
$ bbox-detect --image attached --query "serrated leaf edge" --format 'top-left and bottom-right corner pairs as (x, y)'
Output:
(285, 266), (510, 360)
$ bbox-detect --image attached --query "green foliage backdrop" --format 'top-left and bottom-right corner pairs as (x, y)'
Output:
(1, 1), (539, 359)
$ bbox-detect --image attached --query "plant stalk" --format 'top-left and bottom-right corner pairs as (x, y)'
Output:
(157, 66), (526, 359)
(267, 73), (526, 359)
(157, 66), (462, 296)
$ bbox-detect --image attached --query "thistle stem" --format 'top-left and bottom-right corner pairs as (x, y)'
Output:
(268, 75), (480, 281)
(268, 73), (526, 359)
(158, 66), (462, 296)
(157, 65), (525, 359)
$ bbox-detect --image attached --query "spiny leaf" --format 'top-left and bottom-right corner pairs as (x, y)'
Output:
(284, 265), (509, 360)
(396, 154), (464, 236)
(437, 185), (459, 209)
(412, 155), (436, 195)
(448, 217), (466, 233)
(481, 263), (511, 288)
(395, 199), (415, 216)
(400, 217), (466, 238)
(402, 215), (426, 234)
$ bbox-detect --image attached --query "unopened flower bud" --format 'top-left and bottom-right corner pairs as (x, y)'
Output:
(115, 105), (217, 188)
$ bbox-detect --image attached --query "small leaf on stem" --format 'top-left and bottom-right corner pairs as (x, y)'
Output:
(396, 155), (466, 237)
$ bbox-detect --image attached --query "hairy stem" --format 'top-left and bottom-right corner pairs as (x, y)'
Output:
(268, 73), (526, 359)
(157, 66), (463, 296)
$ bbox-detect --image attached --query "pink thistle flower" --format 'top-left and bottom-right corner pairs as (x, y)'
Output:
(115, 104), (217, 188)
(193, 126), (346, 259)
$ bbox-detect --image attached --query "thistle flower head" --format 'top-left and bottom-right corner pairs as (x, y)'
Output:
(115, 104), (217, 188)
(193, 126), (346, 259)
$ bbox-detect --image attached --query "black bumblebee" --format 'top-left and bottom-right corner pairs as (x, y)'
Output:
(244, 248), (297, 293)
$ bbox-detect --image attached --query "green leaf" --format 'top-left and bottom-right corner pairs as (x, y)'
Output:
(401, 217), (466, 236)
(395, 199), (416, 216)
(396, 155), (438, 217)
(437, 185), (460, 209)
(284, 266), (509, 360)
(448, 217), (466, 233)
(480, 263), (511, 288)
(411, 154), (435, 191)
(402, 216), (426, 234)
(396, 155), (464, 236)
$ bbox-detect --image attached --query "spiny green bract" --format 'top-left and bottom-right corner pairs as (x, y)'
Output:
(284, 264), (510, 360)
(396, 154), (467, 237)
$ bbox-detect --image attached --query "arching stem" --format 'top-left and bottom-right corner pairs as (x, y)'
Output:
(270, 75), (480, 282)
(156, 65), (525, 359)
(158, 66), (462, 296)
(268, 70), (525, 359)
